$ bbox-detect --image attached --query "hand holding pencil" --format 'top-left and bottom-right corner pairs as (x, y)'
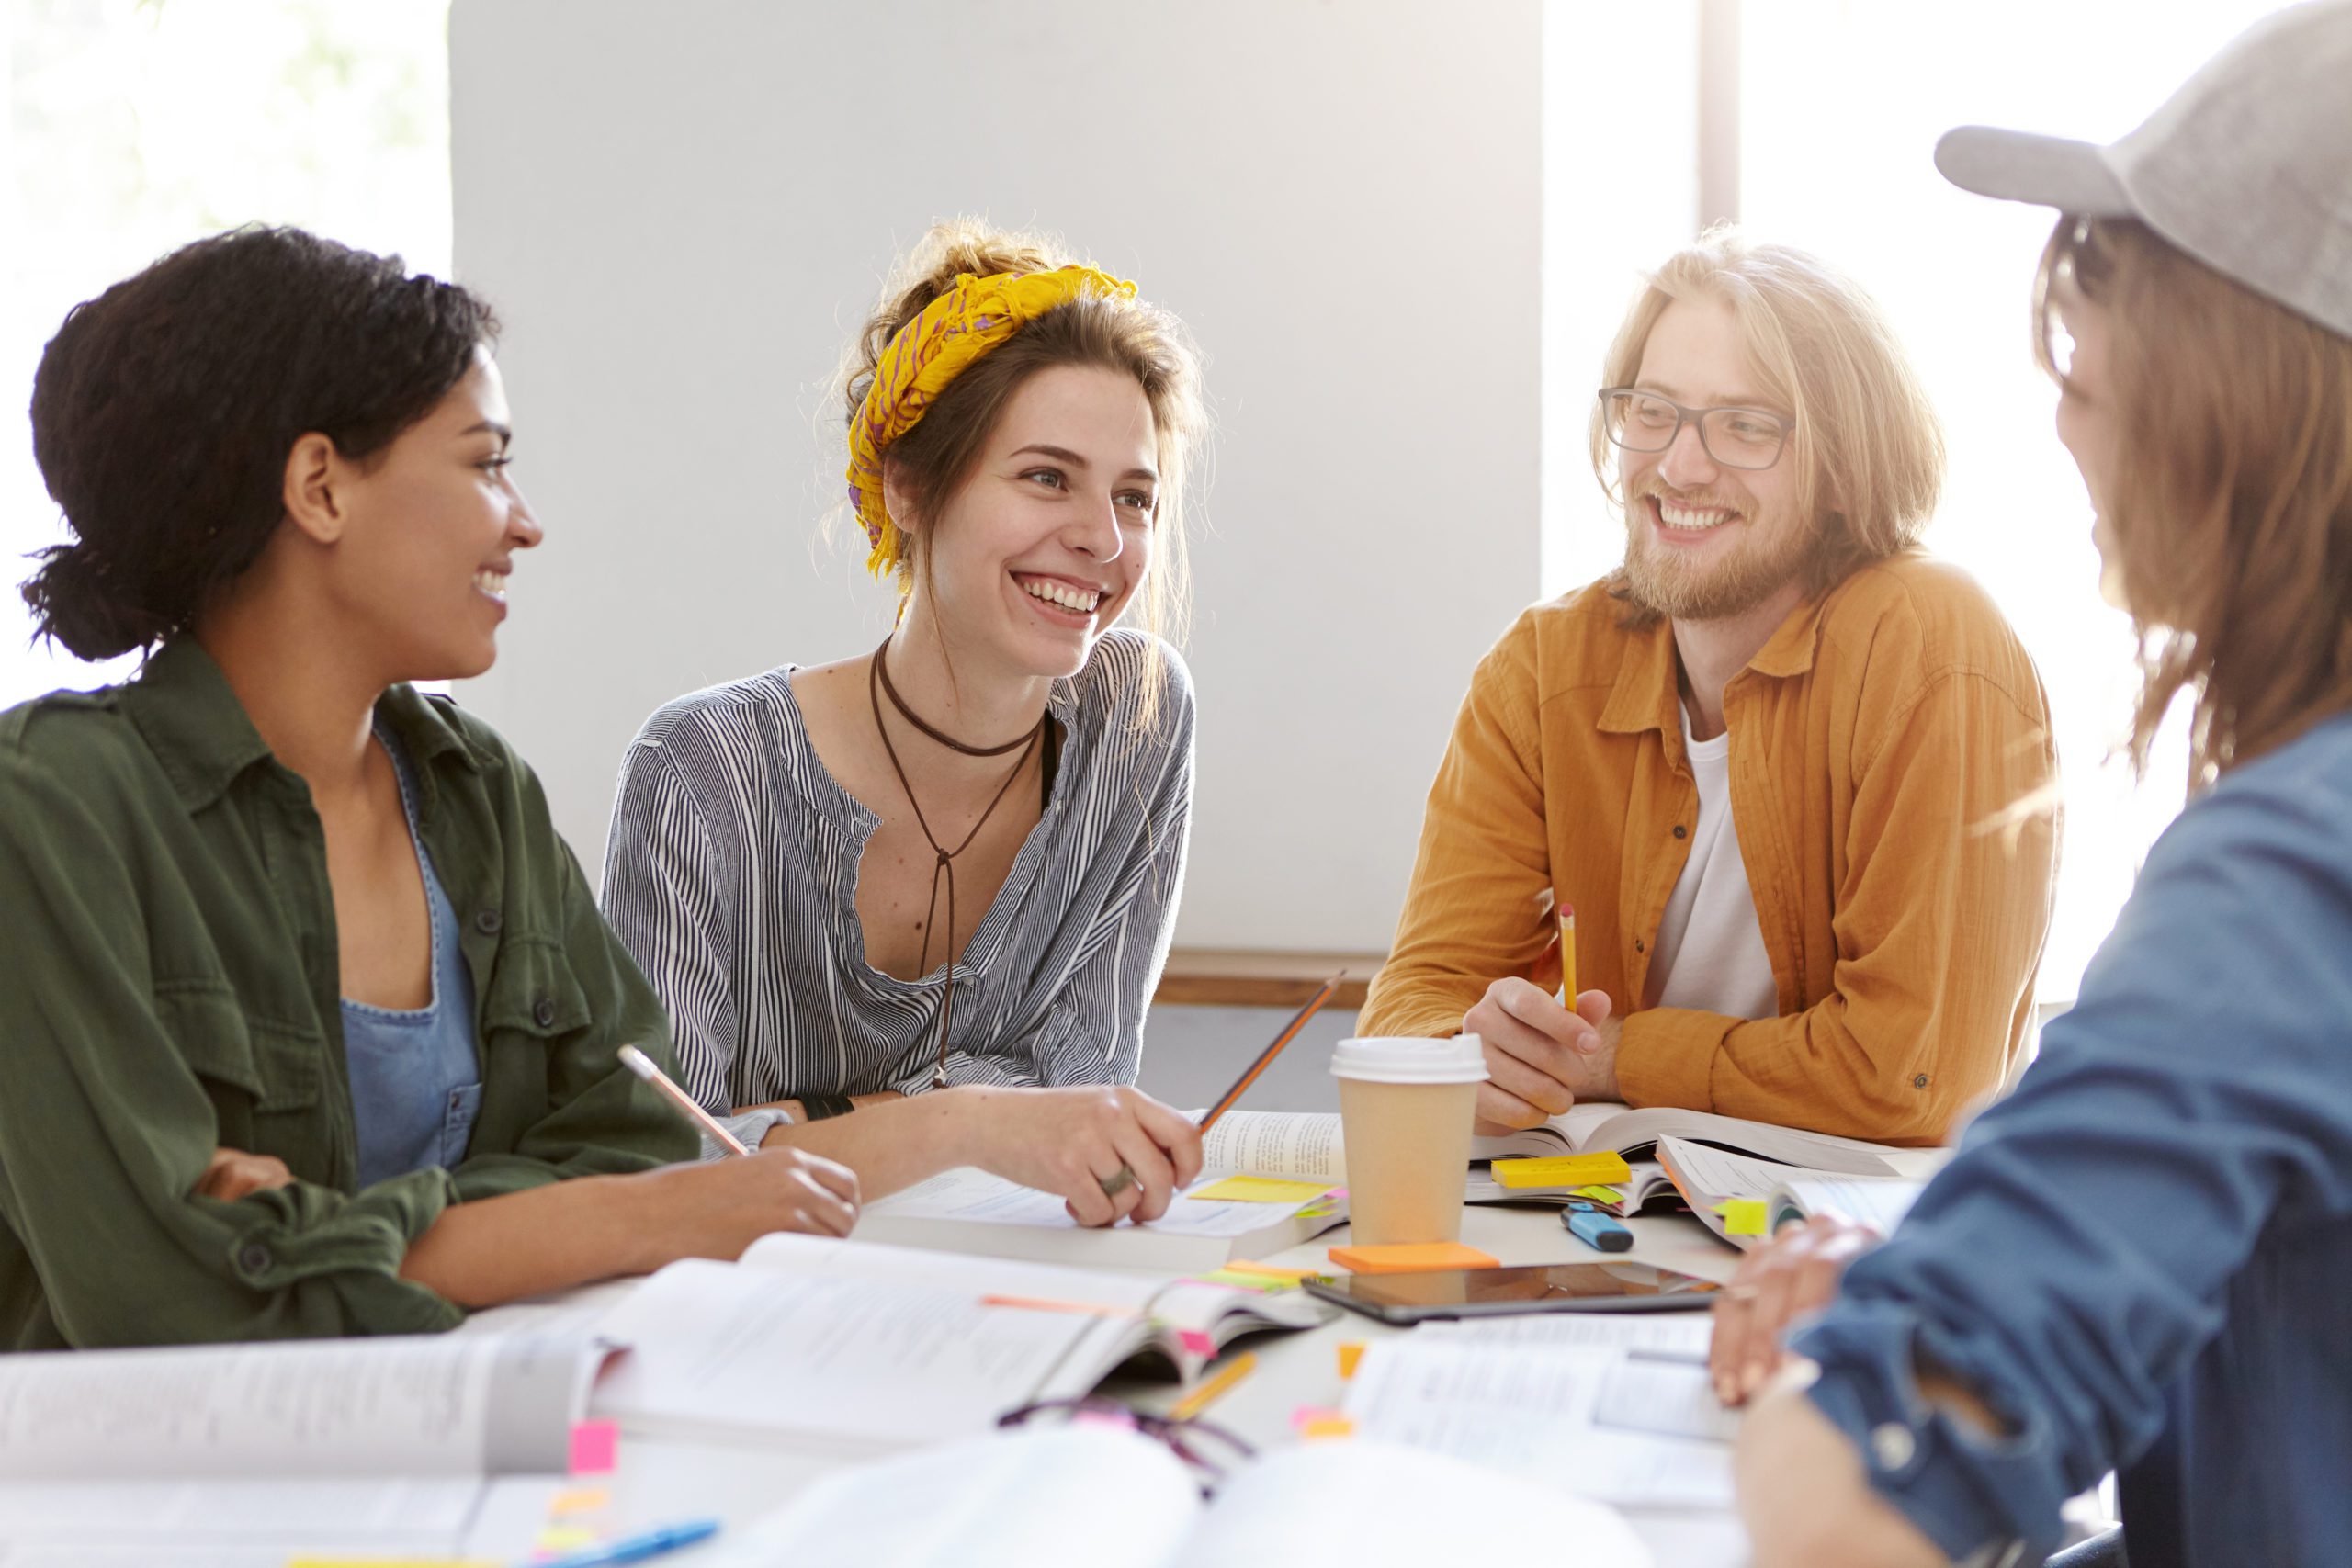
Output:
(618, 1043), (865, 1248)
(1462, 899), (1614, 1134)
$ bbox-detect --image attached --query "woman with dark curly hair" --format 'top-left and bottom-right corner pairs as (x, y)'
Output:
(2, 226), (857, 1351)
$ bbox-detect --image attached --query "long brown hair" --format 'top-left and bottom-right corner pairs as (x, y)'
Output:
(2037, 216), (2352, 785)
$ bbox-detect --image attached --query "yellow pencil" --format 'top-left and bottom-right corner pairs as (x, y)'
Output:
(1557, 902), (1578, 1004)
(1170, 1350), (1258, 1420)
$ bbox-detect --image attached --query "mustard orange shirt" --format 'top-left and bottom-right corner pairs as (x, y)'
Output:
(1359, 551), (2059, 1145)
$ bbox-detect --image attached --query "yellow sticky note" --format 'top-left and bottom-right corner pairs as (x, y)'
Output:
(533, 1527), (600, 1551)
(548, 1488), (609, 1517)
(1300, 1413), (1357, 1439)
(1195, 1267), (1279, 1291)
(1190, 1174), (1334, 1203)
(1721, 1199), (1770, 1236)
(1490, 1153), (1634, 1188)
(1338, 1340), (1367, 1381)
(1571, 1184), (1624, 1204)
(1226, 1259), (1317, 1282)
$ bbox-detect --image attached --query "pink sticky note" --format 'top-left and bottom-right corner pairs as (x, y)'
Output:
(1291, 1404), (1357, 1438)
(568, 1419), (619, 1475)
(1177, 1328), (1216, 1357)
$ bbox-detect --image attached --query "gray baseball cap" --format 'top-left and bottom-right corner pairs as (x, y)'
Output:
(1935, 0), (2352, 341)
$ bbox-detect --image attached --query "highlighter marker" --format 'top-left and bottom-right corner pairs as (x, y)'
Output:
(1563, 1201), (1633, 1253)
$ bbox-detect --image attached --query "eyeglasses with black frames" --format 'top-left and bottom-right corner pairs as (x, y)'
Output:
(1598, 388), (1792, 471)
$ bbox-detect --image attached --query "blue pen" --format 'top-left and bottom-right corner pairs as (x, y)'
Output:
(1563, 1201), (1634, 1253)
(529, 1519), (721, 1568)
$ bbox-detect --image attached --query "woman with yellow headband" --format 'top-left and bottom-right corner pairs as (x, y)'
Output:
(603, 221), (1209, 1225)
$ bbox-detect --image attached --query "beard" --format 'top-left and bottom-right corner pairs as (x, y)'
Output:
(1620, 485), (1814, 622)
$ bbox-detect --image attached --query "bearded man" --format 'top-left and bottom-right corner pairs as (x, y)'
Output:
(1360, 231), (2058, 1145)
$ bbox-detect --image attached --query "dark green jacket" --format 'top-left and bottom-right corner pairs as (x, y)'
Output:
(0, 639), (695, 1349)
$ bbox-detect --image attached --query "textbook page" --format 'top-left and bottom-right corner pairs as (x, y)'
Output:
(1476, 1102), (1901, 1175)
(853, 1166), (1347, 1271)
(591, 1257), (1117, 1449)
(1182, 1437), (1650, 1566)
(1418, 1310), (1713, 1359)
(695, 1426), (1649, 1568)
(1773, 1173), (1927, 1235)
(1198, 1110), (1345, 1181)
(865, 1166), (1329, 1238)
(0, 1475), (565, 1564)
(1343, 1339), (1734, 1509)
(696, 1426), (1199, 1568)
(0, 1334), (595, 1481)
(1656, 1137), (1795, 1202)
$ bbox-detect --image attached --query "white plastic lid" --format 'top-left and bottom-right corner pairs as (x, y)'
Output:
(1329, 1035), (1490, 1085)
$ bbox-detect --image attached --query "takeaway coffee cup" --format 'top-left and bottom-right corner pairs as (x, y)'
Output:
(1330, 1036), (1489, 1247)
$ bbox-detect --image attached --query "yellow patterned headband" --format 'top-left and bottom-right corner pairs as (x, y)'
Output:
(846, 264), (1137, 578)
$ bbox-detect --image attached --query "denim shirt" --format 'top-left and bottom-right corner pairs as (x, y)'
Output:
(0, 639), (695, 1349)
(1793, 709), (2352, 1566)
(343, 728), (484, 1188)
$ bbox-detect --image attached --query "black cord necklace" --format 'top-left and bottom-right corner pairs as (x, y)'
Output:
(868, 637), (1046, 1089)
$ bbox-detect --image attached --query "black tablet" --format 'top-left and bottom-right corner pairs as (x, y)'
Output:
(1303, 1262), (1719, 1325)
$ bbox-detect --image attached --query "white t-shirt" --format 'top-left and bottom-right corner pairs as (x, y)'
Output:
(1645, 703), (1780, 1020)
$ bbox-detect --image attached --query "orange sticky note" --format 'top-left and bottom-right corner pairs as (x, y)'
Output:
(1326, 1241), (1499, 1274)
(1293, 1404), (1358, 1439)
(1337, 1340), (1367, 1380)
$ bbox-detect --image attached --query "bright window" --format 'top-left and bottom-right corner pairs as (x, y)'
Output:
(4, 0), (451, 707)
(1549, 0), (2294, 1000)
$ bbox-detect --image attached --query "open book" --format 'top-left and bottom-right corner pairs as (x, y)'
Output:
(694, 1425), (1652, 1568)
(590, 1233), (1332, 1453)
(1657, 1137), (1928, 1249)
(0, 1335), (602, 1561)
(1476, 1101), (1902, 1174)
(854, 1165), (1346, 1271)
(1203, 1104), (1899, 1208)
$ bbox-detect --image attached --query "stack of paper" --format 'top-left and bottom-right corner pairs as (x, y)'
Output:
(1342, 1314), (1737, 1511)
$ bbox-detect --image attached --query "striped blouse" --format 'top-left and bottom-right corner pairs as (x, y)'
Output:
(599, 629), (1195, 1114)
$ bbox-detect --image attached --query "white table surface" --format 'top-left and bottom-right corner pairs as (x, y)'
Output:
(479, 1201), (1774, 1568)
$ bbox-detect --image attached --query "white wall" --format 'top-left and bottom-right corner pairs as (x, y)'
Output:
(448, 0), (1542, 953)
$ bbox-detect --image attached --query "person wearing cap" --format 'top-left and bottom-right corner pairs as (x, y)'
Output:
(1728, 6), (2352, 1565)
(1359, 231), (2058, 1146)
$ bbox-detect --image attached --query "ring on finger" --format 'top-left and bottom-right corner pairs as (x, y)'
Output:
(1097, 1163), (1137, 1200)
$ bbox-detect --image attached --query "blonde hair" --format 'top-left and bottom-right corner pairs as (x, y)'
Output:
(1589, 228), (1946, 616)
(2036, 216), (2352, 786)
(841, 220), (1204, 729)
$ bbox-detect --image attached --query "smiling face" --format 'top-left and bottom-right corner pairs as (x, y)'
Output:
(324, 349), (542, 681)
(893, 362), (1159, 682)
(1617, 297), (1813, 622)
